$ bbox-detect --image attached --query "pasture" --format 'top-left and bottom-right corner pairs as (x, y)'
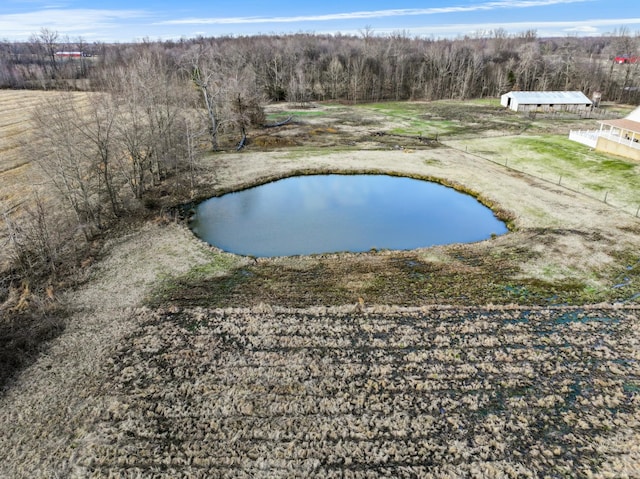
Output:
(0, 94), (639, 477)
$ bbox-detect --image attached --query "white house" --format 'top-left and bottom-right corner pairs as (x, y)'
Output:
(570, 105), (640, 161)
(500, 91), (592, 113)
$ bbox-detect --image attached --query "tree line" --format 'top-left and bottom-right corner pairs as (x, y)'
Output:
(2, 28), (640, 103)
(0, 28), (639, 380)
(2, 27), (640, 298)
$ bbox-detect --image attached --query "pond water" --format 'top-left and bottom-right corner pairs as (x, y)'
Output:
(190, 174), (508, 257)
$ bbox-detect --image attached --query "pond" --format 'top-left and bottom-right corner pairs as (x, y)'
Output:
(189, 174), (508, 257)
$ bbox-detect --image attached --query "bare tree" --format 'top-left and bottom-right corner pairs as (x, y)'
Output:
(29, 28), (60, 81)
(112, 67), (155, 199)
(325, 56), (346, 100)
(2, 192), (65, 280)
(287, 63), (312, 106)
(80, 93), (122, 216)
(30, 94), (104, 238)
(181, 43), (224, 151)
(9, 30), (636, 104)
(270, 53), (287, 101)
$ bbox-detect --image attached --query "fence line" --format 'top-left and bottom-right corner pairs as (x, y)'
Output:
(442, 142), (640, 218)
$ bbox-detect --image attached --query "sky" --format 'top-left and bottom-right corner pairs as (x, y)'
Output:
(1, 0), (639, 43)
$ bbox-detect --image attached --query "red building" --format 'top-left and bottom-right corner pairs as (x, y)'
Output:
(54, 51), (84, 58)
(614, 55), (639, 64)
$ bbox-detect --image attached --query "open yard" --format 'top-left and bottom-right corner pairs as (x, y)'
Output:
(1, 95), (639, 477)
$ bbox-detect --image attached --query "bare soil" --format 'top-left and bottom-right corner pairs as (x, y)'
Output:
(1, 98), (639, 477)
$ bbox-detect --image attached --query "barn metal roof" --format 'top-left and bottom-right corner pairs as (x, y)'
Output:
(505, 91), (592, 105)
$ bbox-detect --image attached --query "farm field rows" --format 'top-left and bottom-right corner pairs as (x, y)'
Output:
(8, 304), (639, 478)
(0, 90), (92, 175)
(0, 90), (46, 213)
(0, 90), (49, 269)
(1, 94), (639, 477)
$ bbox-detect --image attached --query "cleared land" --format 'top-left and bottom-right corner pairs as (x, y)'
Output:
(0, 89), (91, 203)
(0, 89), (91, 270)
(0, 97), (639, 477)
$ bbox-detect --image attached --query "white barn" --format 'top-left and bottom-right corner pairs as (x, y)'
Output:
(500, 91), (592, 113)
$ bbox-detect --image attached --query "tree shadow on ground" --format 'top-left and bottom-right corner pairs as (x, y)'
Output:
(0, 309), (65, 392)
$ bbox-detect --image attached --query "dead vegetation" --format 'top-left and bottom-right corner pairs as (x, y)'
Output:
(19, 305), (640, 478)
(251, 134), (300, 148)
(1, 95), (640, 477)
(147, 244), (567, 309)
(4, 298), (640, 477)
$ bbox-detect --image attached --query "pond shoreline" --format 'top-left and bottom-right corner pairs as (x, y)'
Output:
(1, 101), (639, 477)
(189, 173), (509, 258)
(178, 166), (517, 232)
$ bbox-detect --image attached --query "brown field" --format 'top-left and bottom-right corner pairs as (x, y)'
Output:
(0, 90), (48, 218)
(0, 90), (92, 270)
(0, 96), (639, 477)
(0, 90), (92, 199)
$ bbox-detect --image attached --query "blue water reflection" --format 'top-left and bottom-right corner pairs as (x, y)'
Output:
(190, 174), (507, 257)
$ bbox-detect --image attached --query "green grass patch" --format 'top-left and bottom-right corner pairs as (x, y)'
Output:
(147, 252), (244, 307)
(458, 134), (640, 207)
(145, 238), (631, 309)
(510, 136), (640, 193)
(266, 110), (328, 121)
(509, 136), (628, 169)
(358, 100), (540, 138)
(600, 158), (637, 172)
(357, 101), (426, 116)
(356, 102), (463, 136)
(389, 120), (459, 136)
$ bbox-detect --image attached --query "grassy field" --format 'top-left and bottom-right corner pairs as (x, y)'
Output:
(151, 100), (640, 307)
(1, 95), (640, 477)
(446, 134), (640, 214)
(354, 99), (629, 138)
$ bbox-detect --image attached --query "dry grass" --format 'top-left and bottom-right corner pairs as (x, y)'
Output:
(176, 145), (639, 305)
(0, 89), (90, 185)
(0, 221), (217, 477)
(0, 90), (92, 270)
(0, 97), (639, 477)
(2, 304), (639, 477)
(85, 305), (640, 478)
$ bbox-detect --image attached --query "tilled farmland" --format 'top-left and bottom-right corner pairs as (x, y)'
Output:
(2, 95), (640, 478)
(74, 305), (640, 478)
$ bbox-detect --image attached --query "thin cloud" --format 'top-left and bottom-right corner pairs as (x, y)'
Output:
(565, 26), (599, 33)
(371, 18), (640, 37)
(0, 8), (148, 39)
(158, 0), (591, 26)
